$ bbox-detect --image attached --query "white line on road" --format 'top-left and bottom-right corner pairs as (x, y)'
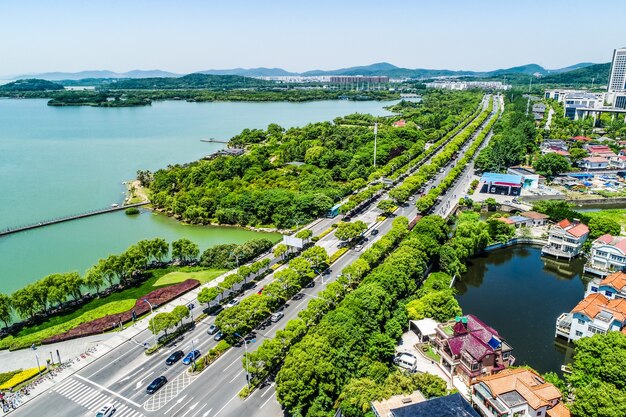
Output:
(180, 401), (198, 417)
(163, 394), (187, 415)
(222, 357), (240, 372)
(75, 374), (141, 407)
(260, 384), (274, 398)
(228, 369), (244, 383)
(203, 409), (213, 417)
(212, 393), (239, 417)
(260, 391), (276, 409)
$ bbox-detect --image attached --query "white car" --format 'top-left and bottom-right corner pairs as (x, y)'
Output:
(271, 312), (284, 322)
(95, 404), (116, 417)
(354, 244), (363, 252)
(225, 298), (240, 308)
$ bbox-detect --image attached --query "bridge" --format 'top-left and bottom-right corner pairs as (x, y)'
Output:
(0, 202), (150, 237)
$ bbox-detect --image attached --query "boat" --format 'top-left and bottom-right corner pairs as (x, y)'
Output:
(111, 203), (119, 208)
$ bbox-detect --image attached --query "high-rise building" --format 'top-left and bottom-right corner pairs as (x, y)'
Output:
(607, 47), (626, 107)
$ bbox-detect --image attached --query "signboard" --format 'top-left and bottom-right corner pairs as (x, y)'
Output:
(283, 235), (304, 249)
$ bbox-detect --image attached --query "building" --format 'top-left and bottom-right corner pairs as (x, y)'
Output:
(409, 318), (438, 343)
(507, 166), (543, 188)
(433, 315), (514, 385)
(541, 139), (567, 151)
(479, 173), (523, 196)
(330, 75), (389, 84)
(392, 119), (407, 128)
(472, 368), (570, 417)
(607, 47), (626, 106)
(556, 293), (626, 342)
(541, 219), (589, 260)
(372, 393), (480, 417)
(610, 155), (626, 169)
(584, 234), (626, 276)
(579, 156), (609, 170)
(519, 211), (550, 227)
(496, 216), (533, 228)
(425, 81), (510, 90)
(585, 144), (616, 158)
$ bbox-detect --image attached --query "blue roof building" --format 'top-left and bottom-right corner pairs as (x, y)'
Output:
(375, 393), (480, 417)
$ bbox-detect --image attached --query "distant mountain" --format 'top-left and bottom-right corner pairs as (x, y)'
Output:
(548, 62), (596, 74)
(197, 67), (296, 77)
(0, 78), (64, 92)
(539, 63), (611, 85)
(14, 70), (180, 81)
(107, 73), (274, 90)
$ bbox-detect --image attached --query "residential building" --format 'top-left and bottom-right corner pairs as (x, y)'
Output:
(330, 75), (389, 84)
(541, 219), (589, 260)
(479, 173), (523, 196)
(610, 155), (626, 169)
(584, 234), (626, 276)
(496, 216), (533, 228)
(392, 119), (407, 128)
(586, 271), (626, 299)
(585, 144), (617, 158)
(433, 315), (514, 385)
(541, 139), (567, 151)
(519, 211), (549, 227)
(507, 166), (543, 188)
(425, 81), (510, 90)
(472, 368), (569, 417)
(556, 292), (626, 342)
(578, 156), (609, 170)
(409, 318), (438, 343)
(372, 392), (480, 417)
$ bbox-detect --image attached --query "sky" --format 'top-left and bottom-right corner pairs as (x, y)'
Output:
(1, 0), (625, 76)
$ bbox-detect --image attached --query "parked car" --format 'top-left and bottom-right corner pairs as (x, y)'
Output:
(182, 350), (201, 365)
(214, 331), (224, 341)
(146, 376), (167, 394)
(271, 312), (284, 322)
(95, 404), (116, 417)
(165, 350), (184, 366)
(394, 352), (418, 373)
(207, 324), (219, 335)
(256, 287), (264, 295)
(371, 229), (379, 236)
(293, 293), (304, 300)
(225, 298), (240, 308)
(354, 244), (363, 252)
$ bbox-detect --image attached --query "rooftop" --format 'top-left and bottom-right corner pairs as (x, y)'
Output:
(582, 156), (609, 163)
(389, 393), (480, 417)
(572, 292), (626, 322)
(594, 234), (626, 254)
(520, 211), (549, 220)
(442, 315), (506, 361)
(554, 219), (589, 238)
(371, 391), (425, 417)
(410, 318), (438, 337)
(481, 172), (523, 187)
(600, 271), (626, 292)
(477, 368), (563, 411)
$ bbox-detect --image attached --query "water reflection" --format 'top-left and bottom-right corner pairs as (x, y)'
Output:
(454, 245), (587, 374)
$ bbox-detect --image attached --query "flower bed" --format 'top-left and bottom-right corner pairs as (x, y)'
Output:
(42, 279), (199, 344)
(0, 366), (46, 390)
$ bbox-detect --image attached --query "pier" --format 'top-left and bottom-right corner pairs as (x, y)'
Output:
(200, 138), (230, 144)
(0, 202), (150, 237)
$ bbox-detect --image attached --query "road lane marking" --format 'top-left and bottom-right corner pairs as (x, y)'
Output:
(222, 357), (240, 372)
(180, 401), (198, 417)
(260, 391), (276, 409)
(228, 369), (244, 383)
(75, 374), (141, 407)
(260, 383), (274, 397)
(212, 393), (239, 417)
(203, 408), (212, 417)
(163, 394), (187, 415)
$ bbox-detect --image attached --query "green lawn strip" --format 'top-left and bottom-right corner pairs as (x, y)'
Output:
(0, 267), (219, 350)
(154, 269), (227, 286)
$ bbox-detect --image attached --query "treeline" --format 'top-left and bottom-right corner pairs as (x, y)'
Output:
(475, 91), (537, 173)
(241, 217), (410, 396)
(0, 79), (63, 92)
(275, 215), (449, 416)
(107, 73), (274, 90)
(147, 90), (481, 228)
(199, 239), (274, 269)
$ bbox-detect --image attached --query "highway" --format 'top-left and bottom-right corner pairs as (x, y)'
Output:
(7, 95), (497, 417)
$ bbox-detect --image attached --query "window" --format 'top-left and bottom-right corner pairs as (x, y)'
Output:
(606, 291), (613, 297)
(576, 331), (583, 337)
(596, 250), (609, 258)
(591, 286), (598, 292)
(578, 319), (584, 325)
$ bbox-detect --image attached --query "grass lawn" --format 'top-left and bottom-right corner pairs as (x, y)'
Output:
(0, 267), (195, 350)
(154, 269), (226, 286)
(585, 209), (626, 231)
(424, 345), (441, 362)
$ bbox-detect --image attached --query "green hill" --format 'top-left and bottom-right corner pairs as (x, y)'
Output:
(0, 78), (64, 92)
(540, 62), (610, 86)
(107, 73), (275, 90)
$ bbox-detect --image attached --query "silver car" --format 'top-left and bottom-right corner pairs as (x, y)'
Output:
(95, 404), (116, 417)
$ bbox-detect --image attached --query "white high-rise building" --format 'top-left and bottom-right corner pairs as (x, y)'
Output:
(607, 47), (626, 108)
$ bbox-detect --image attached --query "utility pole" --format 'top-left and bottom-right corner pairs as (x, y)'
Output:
(373, 122), (378, 168)
(525, 76), (533, 116)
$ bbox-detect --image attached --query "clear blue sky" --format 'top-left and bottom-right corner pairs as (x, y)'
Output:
(1, 0), (625, 75)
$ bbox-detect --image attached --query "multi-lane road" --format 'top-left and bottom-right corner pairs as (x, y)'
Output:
(7, 95), (498, 417)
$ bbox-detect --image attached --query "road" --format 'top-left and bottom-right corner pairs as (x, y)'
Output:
(7, 95), (497, 417)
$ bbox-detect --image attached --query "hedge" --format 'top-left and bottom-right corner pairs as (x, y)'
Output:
(0, 366), (46, 390)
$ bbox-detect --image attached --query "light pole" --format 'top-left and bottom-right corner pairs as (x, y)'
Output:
(190, 338), (199, 369)
(143, 299), (157, 346)
(31, 344), (41, 374)
(234, 332), (250, 389)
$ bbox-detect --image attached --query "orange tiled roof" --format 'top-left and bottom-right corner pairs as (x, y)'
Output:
(557, 219), (571, 228)
(546, 402), (571, 417)
(600, 272), (626, 292)
(520, 211), (549, 220)
(572, 293), (626, 322)
(477, 368), (562, 410)
(567, 223), (589, 238)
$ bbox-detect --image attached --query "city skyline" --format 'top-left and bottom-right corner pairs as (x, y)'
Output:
(1, 0), (625, 75)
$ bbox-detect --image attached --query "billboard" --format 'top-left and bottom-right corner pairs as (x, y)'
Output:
(283, 235), (304, 249)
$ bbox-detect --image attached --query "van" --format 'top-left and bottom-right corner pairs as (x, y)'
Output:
(394, 352), (417, 372)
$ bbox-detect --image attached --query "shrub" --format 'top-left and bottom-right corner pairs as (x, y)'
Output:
(0, 366), (46, 390)
(125, 207), (140, 215)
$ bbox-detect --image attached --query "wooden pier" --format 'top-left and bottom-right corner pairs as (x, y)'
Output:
(200, 138), (230, 144)
(0, 202), (150, 237)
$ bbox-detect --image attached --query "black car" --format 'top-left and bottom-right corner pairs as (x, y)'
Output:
(371, 229), (379, 236)
(146, 376), (167, 394)
(165, 350), (184, 366)
(214, 331), (224, 341)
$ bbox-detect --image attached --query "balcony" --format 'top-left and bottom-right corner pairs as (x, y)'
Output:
(555, 313), (572, 338)
(583, 263), (616, 277)
(542, 245), (577, 259)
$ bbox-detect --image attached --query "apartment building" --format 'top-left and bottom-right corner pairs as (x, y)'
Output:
(584, 234), (626, 276)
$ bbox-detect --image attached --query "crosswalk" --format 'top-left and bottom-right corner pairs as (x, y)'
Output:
(55, 379), (144, 417)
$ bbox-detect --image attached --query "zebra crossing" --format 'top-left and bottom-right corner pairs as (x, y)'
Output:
(54, 379), (145, 417)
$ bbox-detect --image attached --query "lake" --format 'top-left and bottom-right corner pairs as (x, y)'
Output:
(454, 245), (588, 374)
(0, 98), (395, 291)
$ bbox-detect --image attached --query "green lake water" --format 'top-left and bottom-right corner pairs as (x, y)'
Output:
(0, 98), (395, 291)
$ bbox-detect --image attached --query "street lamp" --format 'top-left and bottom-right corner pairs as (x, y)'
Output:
(143, 299), (157, 346)
(234, 332), (250, 389)
(31, 344), (42, 374)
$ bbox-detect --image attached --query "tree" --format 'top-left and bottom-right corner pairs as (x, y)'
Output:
(569, 148), (588, 165)
(0, 294), (12, 329)
(171, 305), (190, 327)
(377, 199), (396, 215)
(588, 216), (622, 239)
(570, 379), (626, 417)
(172, 238), (199, 263)
(301, 246), (329, 271)
(273, 243), (288, 260)
(534, 153), (571, 178)
(198, 286), (223, 304)
(295, 229), (313, 241)
(406, 290), (462, 322)
(335, 220), (367, 242)
(84, 265), (105, 295)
